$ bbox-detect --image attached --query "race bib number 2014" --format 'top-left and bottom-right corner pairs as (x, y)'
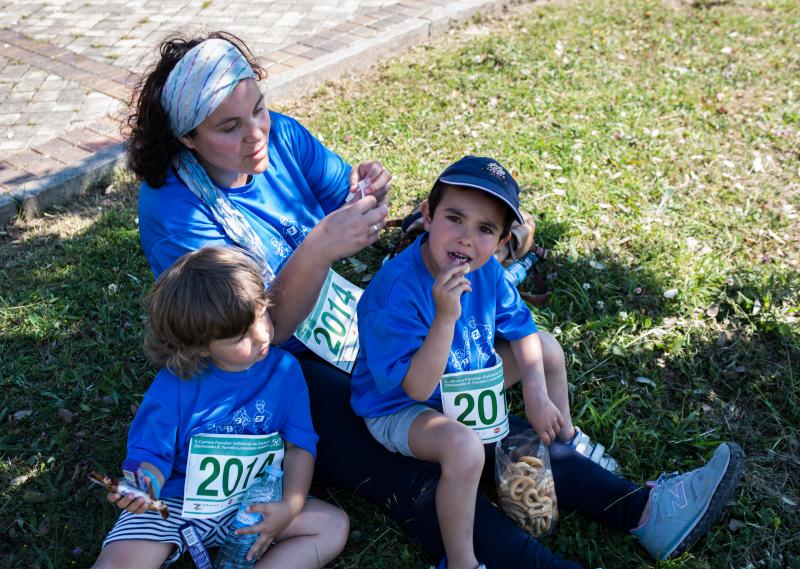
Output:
(182, 432), (284, 519)
(294, 270), (363, 373)
(440, 359), (509, 444)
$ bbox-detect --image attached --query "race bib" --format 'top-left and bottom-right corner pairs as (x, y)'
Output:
(294, 269), (363, 373)
(182, 432), (284, 519)
(440, 359), (509, 443)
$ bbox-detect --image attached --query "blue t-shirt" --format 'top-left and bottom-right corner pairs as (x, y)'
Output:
(138, 111), (351, 279)
(350, 234), (538, 418)
(125, 348), (318, 498)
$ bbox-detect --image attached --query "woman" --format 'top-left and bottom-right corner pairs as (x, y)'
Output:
(126, 31), (744, 568)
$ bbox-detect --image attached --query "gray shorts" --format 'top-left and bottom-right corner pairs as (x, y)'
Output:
(102, 496), (237, 567)
(365, 403), (436, 458)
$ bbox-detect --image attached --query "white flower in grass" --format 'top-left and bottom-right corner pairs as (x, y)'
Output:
(596, 300), (605, 309)
(582, 283), (591, 290)
(108, 283), (118, 295)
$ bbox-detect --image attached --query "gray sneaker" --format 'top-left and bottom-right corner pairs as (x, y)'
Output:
(632, 442), (745, 560)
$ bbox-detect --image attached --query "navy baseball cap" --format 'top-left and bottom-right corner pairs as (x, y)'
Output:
(434, 156), (524, 223)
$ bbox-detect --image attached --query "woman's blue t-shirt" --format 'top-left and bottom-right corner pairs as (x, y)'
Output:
(138, 111), (351, 279)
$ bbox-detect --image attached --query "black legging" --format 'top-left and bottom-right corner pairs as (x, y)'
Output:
(299, 354), (650, 569)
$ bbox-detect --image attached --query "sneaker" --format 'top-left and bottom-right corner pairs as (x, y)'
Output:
(632, 441), (745, 560)
(567, 426), (620, 474)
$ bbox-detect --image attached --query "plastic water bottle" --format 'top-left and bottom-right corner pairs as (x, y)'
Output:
(504, 251), (539, 286)
(215, 466), (283, 569)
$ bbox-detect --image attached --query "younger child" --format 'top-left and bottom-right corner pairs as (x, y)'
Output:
(350, 156), (744, 569)
(92, 246), (348, 569)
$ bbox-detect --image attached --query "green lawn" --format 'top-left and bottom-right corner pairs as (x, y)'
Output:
(1, 0), (798, 567)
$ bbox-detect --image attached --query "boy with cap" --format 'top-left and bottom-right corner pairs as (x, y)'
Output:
(350, 156), (746, 569)
(350, 156), (615, 569)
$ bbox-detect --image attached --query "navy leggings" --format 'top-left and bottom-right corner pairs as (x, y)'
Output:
(299, 355), (650, 569)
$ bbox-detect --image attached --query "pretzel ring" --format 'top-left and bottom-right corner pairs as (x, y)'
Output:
(509, 476), (532, 499)
(522, 486), (541, 507)
(519, 455), (544, 468)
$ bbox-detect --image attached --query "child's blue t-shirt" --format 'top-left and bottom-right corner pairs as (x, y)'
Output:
(138, 111), (351, 280)
(125, 348), (318, 498)
(350, 234), (538, 418)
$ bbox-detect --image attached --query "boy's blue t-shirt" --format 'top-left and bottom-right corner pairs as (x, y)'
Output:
(125, 348), (318, 498)
(350, 234), (538, 418)
(138, 111), (351, 279)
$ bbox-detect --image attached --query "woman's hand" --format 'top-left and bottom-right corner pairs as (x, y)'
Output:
(310, 195), (388, 264)
(349, 160), (392, 207)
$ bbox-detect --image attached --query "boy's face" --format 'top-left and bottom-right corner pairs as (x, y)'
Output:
(421, 185), (511, 277)
(206, 306), (273, 372)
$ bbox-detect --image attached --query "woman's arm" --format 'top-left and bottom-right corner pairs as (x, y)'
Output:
(269, 195), (388, 342)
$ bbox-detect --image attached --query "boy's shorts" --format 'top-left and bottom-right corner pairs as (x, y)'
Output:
(365, 403), (436, 458)
(102, 496), (237, 567)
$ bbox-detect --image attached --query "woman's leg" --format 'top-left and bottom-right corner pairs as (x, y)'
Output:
(497, 333), (575, 442)
(256, 498), (349, 569)
(407, 411), (484, 569)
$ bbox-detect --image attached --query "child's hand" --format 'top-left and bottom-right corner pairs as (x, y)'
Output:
(237, 499), (296, 561)
(526, 394), (564, 445)
(106, 490), (152, 515)
(432, 262), (471, 322)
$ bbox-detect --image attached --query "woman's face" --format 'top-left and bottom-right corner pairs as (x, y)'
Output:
(180, 78), (270, 188)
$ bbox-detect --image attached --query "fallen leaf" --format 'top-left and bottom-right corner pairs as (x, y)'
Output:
(23, 491), (48, 503)
(13, 410), (32, 421)
(636, 376), (656, 387)
(728, 518), (744, 532)
(663, 288), (678, 299)
(58, 408), (73, 424)
(589, 260), (606, 270)
(706, 304), (720, 318)
(780, 496), (797, 507)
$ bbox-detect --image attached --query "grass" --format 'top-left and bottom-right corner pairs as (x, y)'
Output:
(1, 0), (798, 567)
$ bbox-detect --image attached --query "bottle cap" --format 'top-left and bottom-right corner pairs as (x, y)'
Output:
(263, 465), (284, 478)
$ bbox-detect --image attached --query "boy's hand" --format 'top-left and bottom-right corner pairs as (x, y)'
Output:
(238, 499), (296, 561)
(526, 393), (564, 446)
(432, 262), (471, 322)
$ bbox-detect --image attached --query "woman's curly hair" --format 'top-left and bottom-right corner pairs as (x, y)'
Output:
(144, 246), (270, 379)
(125, 31), (267, 188)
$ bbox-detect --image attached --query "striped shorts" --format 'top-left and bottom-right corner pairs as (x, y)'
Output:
(102, 496), (238, 567)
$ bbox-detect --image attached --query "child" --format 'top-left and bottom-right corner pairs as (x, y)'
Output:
(349, 156), (744, 568)
(92, 246), (349, 569)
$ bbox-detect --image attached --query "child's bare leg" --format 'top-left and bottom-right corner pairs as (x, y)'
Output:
(408, 411), (484, 569)
(255, 498), (348, 569)
(496, 332), (575, 441)
(91, 540), (174, 569)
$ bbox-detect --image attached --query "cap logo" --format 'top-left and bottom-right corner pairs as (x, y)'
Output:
(485, 162), (506, 180)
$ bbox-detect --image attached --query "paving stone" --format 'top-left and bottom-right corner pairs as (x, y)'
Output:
(5, 149), (64, 177)
(34, 137), (93, 165)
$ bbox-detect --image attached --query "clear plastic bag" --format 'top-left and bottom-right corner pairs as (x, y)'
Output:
(495, 429), (558, 537)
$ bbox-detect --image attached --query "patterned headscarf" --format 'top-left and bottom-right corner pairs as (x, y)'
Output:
(161, 38), (274, 287)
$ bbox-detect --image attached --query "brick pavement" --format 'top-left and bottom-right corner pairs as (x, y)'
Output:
(0, 0), (518, 225)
